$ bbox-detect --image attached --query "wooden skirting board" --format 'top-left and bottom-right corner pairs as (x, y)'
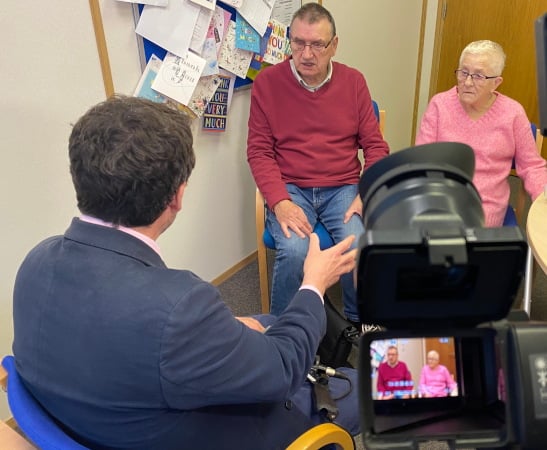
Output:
(211, 252), (257, 286)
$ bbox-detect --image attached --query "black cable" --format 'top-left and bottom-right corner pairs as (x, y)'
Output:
(311, 364), (353, 401)
(332, 373), (352, 401)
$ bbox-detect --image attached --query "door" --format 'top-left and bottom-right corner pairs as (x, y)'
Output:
(424, 337), (456, 383)
(430, 0), (547, 157)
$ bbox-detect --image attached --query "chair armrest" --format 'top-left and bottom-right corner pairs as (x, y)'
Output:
(255, 188), (271, 313)
(379, 109), (386, 137)
(255, 188), (266, 242)
(0, 421), (36, 450)
(286, 423), (355, 450)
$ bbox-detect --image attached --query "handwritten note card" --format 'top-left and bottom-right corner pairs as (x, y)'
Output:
(271, 0), (301, 24)
(237, 0), (273, 36)
(152, 51), (206, 106)
(136, 0), (200, 57)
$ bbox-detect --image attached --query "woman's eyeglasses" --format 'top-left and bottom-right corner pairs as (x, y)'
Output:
(455, 69), (499, 83)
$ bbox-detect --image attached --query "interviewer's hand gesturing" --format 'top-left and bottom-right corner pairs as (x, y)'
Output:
(302, 234), (357, 295)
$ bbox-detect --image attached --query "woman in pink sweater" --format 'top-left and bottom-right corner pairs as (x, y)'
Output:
(416, 40), (547, 227)
(419, 350), (457, 398)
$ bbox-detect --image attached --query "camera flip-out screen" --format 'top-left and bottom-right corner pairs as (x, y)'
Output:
(359, 328), (507, 448)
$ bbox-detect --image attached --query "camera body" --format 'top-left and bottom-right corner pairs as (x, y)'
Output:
(358, 321), (547, 449)
(356, 143), (547, 449)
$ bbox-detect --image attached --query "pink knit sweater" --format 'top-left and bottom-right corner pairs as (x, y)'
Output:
(416, 86), (547, 226)
(418, 364), (457, 398)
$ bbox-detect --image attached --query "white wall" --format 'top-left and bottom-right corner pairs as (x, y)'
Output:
(0, 1), (431, 419)
(1, 1), (106, 420)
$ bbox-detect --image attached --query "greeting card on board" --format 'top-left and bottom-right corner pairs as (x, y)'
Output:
(152, 51), (206, 106)
(263, 19), (291, 65)
(133, 54), (166, 103)
(218, 20), (253, 79)
(235, 12), (260, 53)
(188, 74), (222, 117)
(202, 72), (233, 132)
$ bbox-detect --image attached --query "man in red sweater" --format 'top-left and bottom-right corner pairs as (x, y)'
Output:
(247, 3), (389, 326)
(376, 346), (414, 400)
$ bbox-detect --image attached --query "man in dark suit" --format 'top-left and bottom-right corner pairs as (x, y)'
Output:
(12, 96), (359, 449)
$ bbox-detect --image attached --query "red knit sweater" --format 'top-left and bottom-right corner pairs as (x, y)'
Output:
(247, 59), (389, 208)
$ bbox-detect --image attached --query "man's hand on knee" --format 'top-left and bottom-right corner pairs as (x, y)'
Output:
(343, 195), (363, 223)
(273, 199), (313, 238)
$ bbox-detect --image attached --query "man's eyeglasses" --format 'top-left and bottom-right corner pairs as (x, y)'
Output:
(455, 69), (499, 83)
(290, 37), (334, 53)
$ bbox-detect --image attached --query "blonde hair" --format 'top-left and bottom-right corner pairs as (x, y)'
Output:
(459, 40), (506, 76)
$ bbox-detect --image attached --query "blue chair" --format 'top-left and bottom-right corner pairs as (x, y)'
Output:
(255, 101), (386, 313)
(1, 355), (355, 449)
(0, 355), (88, 449)
(502, 203), (518, 226)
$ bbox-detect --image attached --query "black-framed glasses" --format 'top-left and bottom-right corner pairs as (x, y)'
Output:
(290, 37), (334, 53)
(455, 69), (499, 83)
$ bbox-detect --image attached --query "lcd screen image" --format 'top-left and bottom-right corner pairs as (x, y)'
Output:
(370, 337), (459, 401)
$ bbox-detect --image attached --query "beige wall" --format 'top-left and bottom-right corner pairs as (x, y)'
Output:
(324, 0), (425, 152)
(0, 1), (434, 419)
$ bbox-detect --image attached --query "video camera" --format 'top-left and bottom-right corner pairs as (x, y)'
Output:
(355, 142), (547, 449)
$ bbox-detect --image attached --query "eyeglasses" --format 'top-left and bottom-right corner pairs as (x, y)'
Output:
(290, 37), (334, 53)
(455, 69), (499, 83)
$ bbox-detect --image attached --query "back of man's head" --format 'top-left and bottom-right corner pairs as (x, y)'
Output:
(69, 96), (195, 227)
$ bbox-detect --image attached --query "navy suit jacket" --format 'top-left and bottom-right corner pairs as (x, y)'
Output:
(13, 218), (327, 449)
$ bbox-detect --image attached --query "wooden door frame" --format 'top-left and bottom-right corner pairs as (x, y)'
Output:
(411, 0), (431, 144)
(427, 0), (446, 100)
(89, 0), (115, 98)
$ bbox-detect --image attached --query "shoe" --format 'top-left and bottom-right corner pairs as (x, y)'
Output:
(362, 324), (383, 334)
(347, 319), (383, 335)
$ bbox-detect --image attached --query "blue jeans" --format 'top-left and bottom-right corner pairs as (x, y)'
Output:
(266, 184), (364, 322)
